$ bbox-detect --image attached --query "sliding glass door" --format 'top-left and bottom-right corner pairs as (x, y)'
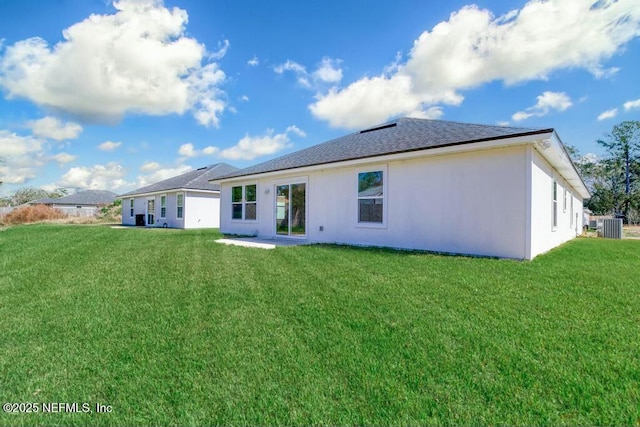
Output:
(275, 182), (306, 237)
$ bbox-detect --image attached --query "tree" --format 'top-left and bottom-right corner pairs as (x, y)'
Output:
(566, 144), (631, 216)
(11, 187), (50, 205)
(10, 187), (67, 206)
(597, 121), (640, 221)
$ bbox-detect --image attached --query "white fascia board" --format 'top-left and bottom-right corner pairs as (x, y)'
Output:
(121, 188), (219, 198)
(533, 131), (591, 199)
(212, 133), (553, 185)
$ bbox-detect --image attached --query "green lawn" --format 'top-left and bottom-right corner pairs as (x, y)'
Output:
(0, 224), (638, 426)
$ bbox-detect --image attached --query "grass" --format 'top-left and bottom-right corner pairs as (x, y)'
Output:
(0, 224), (639, 426)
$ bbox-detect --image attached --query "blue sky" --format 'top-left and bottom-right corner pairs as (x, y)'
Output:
(0, 0), (639, 196)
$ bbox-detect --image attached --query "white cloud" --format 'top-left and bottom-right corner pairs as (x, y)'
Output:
(581, 153), (599, 164)
(247, 56), (259, 67)
(98, 140), (122, 151)
(27, 116), (83, 141)
(220, 126), (305, 161)
(312, 57), (343, 84)
(275, 57), (343, 89)
(57, 162), (130, 190)
(0, 130), (43, 157)
(406, 106), (444, 120)
(597, 108), (618, 121)
(136, 163), (192, 188)
(274, 60), (312, 88)
(51, 152), (77, 164)
(624, 98), (640, 110)
(285, 125), (306, 138)
(240, 95), (249, 102)
(178, 142), (219, 158)
(202, 146), (219, 155)
(0, 130), (46, 185)
(309, 0), (640, 129)
(0, 0), (228, 127)
(0, 130), (82, 185)
(511, 91), (573, 122)
(209, 39), (229, 60)
(310, 74), (430, 129)
(178, 143), (197, 158)
(140, 161), (160, 172)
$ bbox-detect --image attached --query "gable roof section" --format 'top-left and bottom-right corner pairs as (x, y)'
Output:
(215, 118), (551, 180)
(119, 163), (238, 198)
(31, 190), (118, 206)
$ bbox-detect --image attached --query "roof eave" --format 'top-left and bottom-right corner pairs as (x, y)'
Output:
(211, 130), (554, 184)
(117, 188), (219, 199)
(534, 131), (591, 199)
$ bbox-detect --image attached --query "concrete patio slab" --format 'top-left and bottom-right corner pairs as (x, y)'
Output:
(215, 237), (307, 249)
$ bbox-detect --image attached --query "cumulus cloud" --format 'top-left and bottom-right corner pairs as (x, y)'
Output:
(220, 126), (305, 161)
(597, 108), (618, 121)
(312, 57), (343, 84)
(0, 131), (45, 184)
(27, 116), (83, 141)
(624, 98), (640, 110)
(51, 152), (77, 164)
(275, 57), (343, 89)
(309, 0), (640, 129)
(511, 91), (573, 122)
(98, 140), (122, 151)
(0, 131), (43, 157)
(178, 142), (219, 158)
(178, 143), (197, 158)
(0, 0), (228, 127)
(57, 162), (130, 190)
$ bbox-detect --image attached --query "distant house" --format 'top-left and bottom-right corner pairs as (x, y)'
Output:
(212, 118), (590, 260)
(119, 163), (238, 229)
(31, 190), (117, 217)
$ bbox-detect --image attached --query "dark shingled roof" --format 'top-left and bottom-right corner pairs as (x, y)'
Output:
(31, 190), (118, 206)
(119, 163), (238, 197)
(216, 117), (552, 180)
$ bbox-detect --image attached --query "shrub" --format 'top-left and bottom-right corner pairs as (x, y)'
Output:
(1, 205), (67, 225)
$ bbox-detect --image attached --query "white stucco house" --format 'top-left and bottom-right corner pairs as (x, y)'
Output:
(120, 163), (237, 229)
(212, 118), (590, 260)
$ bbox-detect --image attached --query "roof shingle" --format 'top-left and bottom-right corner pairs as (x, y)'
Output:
(119, 163), (238, 197)
(31, 190), (117, 206)
(216, 118), (551, 180)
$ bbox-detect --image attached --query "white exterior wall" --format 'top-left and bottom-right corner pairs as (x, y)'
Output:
(121, 197), (147, 226)
(121, 191), (220, 229)
(184, 191), (220, 229)
(529, 148), (583, 258)
(221, 145), (531, 259)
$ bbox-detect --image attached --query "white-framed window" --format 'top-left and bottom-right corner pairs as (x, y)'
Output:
(357, 169), (385, 225)
(563, 187), (567, 212)
(552, 180), (558, 229)
(129, 198), (134, 217)
(570, 194), (574, 228)
(232, 184), (257, 221)
(160, 194), (166, 218)
(176, 193), (184, 219)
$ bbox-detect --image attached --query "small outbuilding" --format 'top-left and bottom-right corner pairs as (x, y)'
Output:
(119, 163), (237, 229)
(212, 118), (590, 260)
